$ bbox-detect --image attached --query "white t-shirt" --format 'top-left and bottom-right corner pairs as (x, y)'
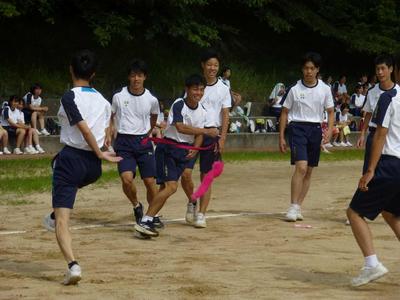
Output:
(351, 93), (365, 108)
(372, 86), (400, 158)
(111, 87), (160, 135)
(164, 98), (207, 144)
(156, 111), (165, 125)
(58, 86), (111, 151)
(219, 76), (231, 88)
(23, 93), (42, 107)
(200, 79), (231, 127)
(363, 83), (398, 128)
(338, 112), (348, 123)
(1, 107), (24, 126)
(281, 79), (334, 123)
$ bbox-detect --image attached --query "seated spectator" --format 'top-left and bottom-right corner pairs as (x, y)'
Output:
(367, 74), (377, 88)
(219, 66), (242, 108)
(23, 83), (50, 136)
(324, 75), (333, 88)
(350, 84), (365, 117)
(268, 83), (285, 120)
(332, 75), (348, 103)
(332, 103), (352, 147)
(0, 125), (11, 155)
(358, 73), (368, 86)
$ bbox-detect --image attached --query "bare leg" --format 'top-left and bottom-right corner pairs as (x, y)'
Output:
(347, 208), (375, 257)
(290, 161), (308, 205)
(199, 172), (211, 214)
(38, 112), (45, 130)
(32, 129), (39, 146)
(25, 128), (33, 146)
(382, 211), (400, 241)
(181, 168), (194, 202)
(54, 208), (75, 263)
(120, 171), (138, 206)
(146, 181), (178, 216)
(143, 177), (158, 206)
(31, 112), (38, 130)
(16, 128), (26, 148)
(297, 167), (314, 206)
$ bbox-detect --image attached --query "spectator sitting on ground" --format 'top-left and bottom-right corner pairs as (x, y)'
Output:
(17, 98), (45, 154)
(268, 83), (285, 120)
(332, 103), (352, 147)
(350, 84), (365, 117)
(23, 83), (50, 136)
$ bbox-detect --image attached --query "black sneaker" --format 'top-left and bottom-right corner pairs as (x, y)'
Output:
(134, 220), (159, 237)
(153, 216), (164, 229)
(133, 202), (143, 224)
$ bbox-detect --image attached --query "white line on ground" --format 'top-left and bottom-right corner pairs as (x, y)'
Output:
(0, 211), (285, 236)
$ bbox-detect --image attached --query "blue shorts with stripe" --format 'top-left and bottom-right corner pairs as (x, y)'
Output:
(155, 142), (190, 184)
(52, 146), (102, 209)
(114, 134), (156, 178)
(362, 128), (375, 174)
(350, 155), (400, 220)
(288, 122), (322, 167)
(184, 135), (219, 173)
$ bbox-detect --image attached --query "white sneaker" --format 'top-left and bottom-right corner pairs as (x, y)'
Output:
(185, 202), (197, 225)
(36, 129), (42, 135)
(351, 263), (388, 287)
(42, 213), (55, 232)
(24, 147), (38, 154)
(0, 151), (3, 155)
(41, 128), (50, 136)
(346, 141), (353, 147)
(297, 209), (304, 221)
(339, 142), (348, 147)
(36, 145), (45, 154)
(333, 142), (341, 147)
(194, 213), (207, 228)
(3, 147), (11, 155)
(63, 264), (82, 285)
(285, 206), (298, 222)
(324, 143), (333, 148)
(29, 145), (39, 154)
(13, 148), (23, 155)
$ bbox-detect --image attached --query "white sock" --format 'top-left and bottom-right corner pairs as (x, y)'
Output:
(141, 215), (153, 223)
(36, 144), (41, 148)
(292, 204), (301, 210)
(364, 254), (379, 268)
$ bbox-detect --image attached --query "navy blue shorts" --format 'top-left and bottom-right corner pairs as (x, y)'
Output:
(2, 126), (16, 137)
(362, 128), (375, 174)
(288, 122), (322, 167)
(52, 146), (102, 209)
(182, 135), (219, 173)
(350, 155), (400, 220)
(22, 109), (32, 124)
(114, 134), (156, 179)
(155, 143), (190, 184)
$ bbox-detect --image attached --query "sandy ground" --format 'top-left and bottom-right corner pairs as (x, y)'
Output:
(1, 160), (400, 300)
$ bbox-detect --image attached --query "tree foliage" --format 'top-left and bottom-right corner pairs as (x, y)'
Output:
(1, 0), (400, 53)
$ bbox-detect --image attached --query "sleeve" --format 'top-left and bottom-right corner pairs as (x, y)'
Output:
(324, 87), (334, 109)
(281, 87), (294, 109)
(372, 92), (394, 128)
(3, 107), (9, 120)
(105, 102), (111, 127)
(172, 100), (184, 123)
(61, 91), (83, 126)
(26, 93), (32, 106)
(19, 111), (25, 124)
(222, 87), (232, 109)
(151, 97), (160, 115)
(362, 92), (372, 112)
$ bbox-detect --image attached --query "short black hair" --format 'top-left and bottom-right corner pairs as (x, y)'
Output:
(185, 74), (206, 88)
(221, 66), (231, 73)
(355, 84), (363, 90)
(375, 54), (394, 68)
(30, 83), (42, 94)
(127, 59), (148, 76)
(8, 95), (18, 103)
(302, 52), (322, 68)
(200, 48), (220, 63)
(340, 103), (350, 111)
(71, 49), (97, 80)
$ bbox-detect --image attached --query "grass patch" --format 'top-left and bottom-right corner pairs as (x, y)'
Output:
(0, 149), (363, 197)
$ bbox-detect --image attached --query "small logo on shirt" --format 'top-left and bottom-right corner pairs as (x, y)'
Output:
(300, 93), (305, 100)
(124, 100), (129, 107)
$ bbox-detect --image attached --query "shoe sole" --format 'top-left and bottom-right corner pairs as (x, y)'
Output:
(194, 223), (207, 228)
(351, 269), (388, 287)
(285, 216), (297, 222)
(134, 231), (152, 240)
(42, 218), (55, 232)
(134, 224), (159, 237)
(64, 274), (81, 285)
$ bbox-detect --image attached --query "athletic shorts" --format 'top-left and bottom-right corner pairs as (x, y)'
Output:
(349, 155), (400, 220)
(155, 142), (190, 184)
(22, 109), (32, 124)
(362, 128), (375, 174)
(2, 126), (16, 137)
(52, 146), (102, 209)
(182, 135), (219, 173)
(288, 122), (322, 167)
(114, 133), (156, 178)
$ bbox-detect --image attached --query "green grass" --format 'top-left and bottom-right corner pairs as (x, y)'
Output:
(0, 150), (363, 198)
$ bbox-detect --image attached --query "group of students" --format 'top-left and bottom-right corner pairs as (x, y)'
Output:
(0, 84), (50, 155)
(279, 52), (400, 287)
(36, 48), (400, 288)
(41, 49), (230, 285)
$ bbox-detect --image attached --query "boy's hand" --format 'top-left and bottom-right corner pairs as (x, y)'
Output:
(99, 151), (122, 163)
(205, 128), (219, 138)
(186, 149), (198, 159)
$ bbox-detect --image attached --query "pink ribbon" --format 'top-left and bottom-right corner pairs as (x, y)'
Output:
(141, 137), (216, 151)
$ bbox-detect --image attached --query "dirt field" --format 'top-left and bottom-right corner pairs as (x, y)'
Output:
(1, 160), (399, 300)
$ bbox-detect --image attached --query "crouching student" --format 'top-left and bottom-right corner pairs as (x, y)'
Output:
(134, 74), (219, 237)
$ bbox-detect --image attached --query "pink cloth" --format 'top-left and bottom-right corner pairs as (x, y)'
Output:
(191, 161), (224, 201)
